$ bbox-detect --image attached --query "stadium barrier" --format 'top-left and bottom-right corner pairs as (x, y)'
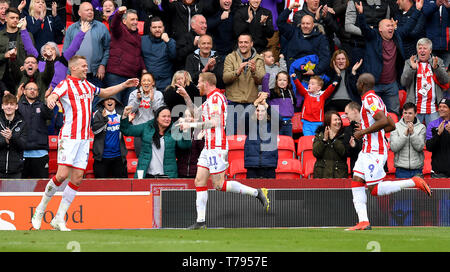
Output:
(0, 179), (449, 230)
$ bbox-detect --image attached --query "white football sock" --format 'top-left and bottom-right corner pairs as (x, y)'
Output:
(352, 186), (369, 222)
(36, 177), (60, 212)
(196, 190), (208, 223)
(224, 180), (258, 197)
(376, 179), (415, 196)
(55, 183), (77, 221)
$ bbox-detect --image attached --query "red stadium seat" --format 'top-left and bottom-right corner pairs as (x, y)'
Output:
(48, 135), (58, 161)
(126, 150), (137, 160)
(388, 112), (399, 123)
(297, 135), (315, 164)
(386, 150), (396, 178)
(276, 158), (302, 179)
(423, 150), (432, 178)
(301, 151), (316, 178)
(277, 135), (296, 159)
(228, 159), (247, 179)
(84, 152), (95, 177)
(127, 158), (138, 178)
(48, 135), (58, 150)
(292, 112), (303, 134)
(399, 89), (407, 110)
(227, 135), (246, 163)
(339, 112), (350, 127)
(137, 21), (144, 35)
(48, 158), (58, 175)
(124, 136), (135, 150)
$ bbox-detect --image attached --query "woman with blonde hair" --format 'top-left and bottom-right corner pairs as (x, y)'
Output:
(163, 70), (200, 122)
(25, 0), (64, 51)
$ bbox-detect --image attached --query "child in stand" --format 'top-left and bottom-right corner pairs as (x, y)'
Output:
(262, 50), (287, 90)
(265, 71), (296, 136)
(291, 74), (339, 136)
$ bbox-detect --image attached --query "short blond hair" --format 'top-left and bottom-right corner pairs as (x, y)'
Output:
(199, 72), (216, 86)
(170, 70), (192, 88)
(68, 55), (87, 68)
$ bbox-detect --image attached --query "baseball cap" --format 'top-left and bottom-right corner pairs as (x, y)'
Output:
(439, 98), (450, 108)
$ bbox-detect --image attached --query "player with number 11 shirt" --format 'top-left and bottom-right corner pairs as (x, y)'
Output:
(177, 72), (270, 230)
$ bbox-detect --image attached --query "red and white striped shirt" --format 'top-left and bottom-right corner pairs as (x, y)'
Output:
(202, 89), (228, 150)
(416, 62), (436, 114)
(53, 75), (100, 140)
(284, 0), (304, 23)
(360, 90), (388, 155)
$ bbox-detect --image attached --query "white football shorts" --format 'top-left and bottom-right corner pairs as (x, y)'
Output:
(353, 152), (387, 185)
(197, 148), (229, 175)
(57, 138), (90, 170)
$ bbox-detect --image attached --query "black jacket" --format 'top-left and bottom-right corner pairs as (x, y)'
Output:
(0, 111), (27, 174)
(426, 120), (450, 176)
(233, 4), (274, 53)
(343, 121), (363, 171)
(91, 97), (127, 162)
(17, 96), (52, 151)
(243, 106), (279, 169)
(185, 49), (225, 89)
(161, 0), (211, 42)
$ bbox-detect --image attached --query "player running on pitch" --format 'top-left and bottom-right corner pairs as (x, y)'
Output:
(31, 55), (139, 231)
(347, 73), (431, 231)
(177, 72), (270, 230)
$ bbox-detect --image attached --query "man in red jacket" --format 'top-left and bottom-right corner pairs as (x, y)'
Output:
(104, 6), (146, 106)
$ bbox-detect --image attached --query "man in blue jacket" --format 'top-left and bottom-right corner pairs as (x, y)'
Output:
(422, 0), (450, 67)
(141, 16), (176, 91)
(63, 2), (110, 89)
(277, 2), (330, 78)
(355, 0), (423, 115)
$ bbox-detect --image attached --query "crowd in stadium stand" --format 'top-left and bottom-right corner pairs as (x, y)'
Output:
(0, 0), (449, 179)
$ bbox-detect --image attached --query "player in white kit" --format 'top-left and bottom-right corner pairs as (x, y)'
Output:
(347, 73), (432, 231)
(31, 56), (139, 231)
(177, 72), (270, 230)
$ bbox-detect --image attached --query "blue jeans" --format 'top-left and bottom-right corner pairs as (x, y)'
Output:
(87, 73), (104, 112)
(279, 119), (293, 137)
(227, 101), (252, 135)
(374, 82), (400, 115)
(395, 167), (423, 179)
(417, 112), (440, 127)
(104, 73), (135, 106)
(302, 119), (322, 136)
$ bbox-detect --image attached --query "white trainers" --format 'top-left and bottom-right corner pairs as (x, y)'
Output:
(31, 209), (44, 230)
(50, 217), (71, 232)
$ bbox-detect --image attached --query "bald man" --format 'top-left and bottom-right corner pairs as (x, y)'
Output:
(346, 72), (431, 231)
(354, 0), (423, 116)
(62, 1), (110, 97)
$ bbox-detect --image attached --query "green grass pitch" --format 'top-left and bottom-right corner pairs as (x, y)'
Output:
(1, 227), (450, 252)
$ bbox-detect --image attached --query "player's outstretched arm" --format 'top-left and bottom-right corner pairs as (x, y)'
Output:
(98, 78), (140, 98)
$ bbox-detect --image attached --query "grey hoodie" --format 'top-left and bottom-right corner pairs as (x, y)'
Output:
(389, 117), (426, 170)
(127, 87), (165, 125)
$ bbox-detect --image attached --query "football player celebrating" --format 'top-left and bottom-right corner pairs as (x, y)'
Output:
(32, 56), (139, 231)
(347, 73), (432, 231)
(177, 72), (270, 230)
